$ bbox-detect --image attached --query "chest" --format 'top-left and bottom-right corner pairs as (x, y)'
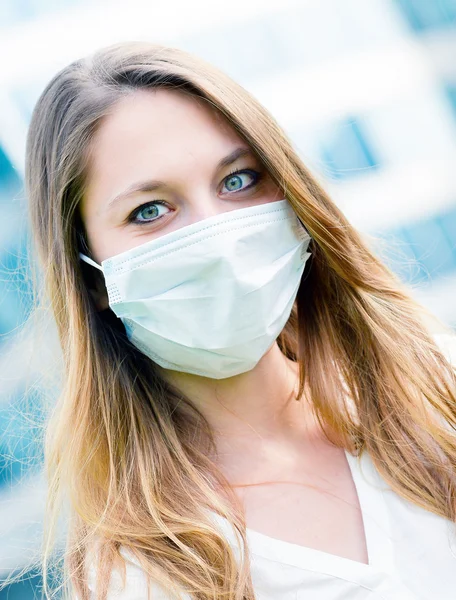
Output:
(220, 443), (369, 565)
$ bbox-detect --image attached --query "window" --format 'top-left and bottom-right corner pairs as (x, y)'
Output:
(0, 392), (45, 490)
(444, 82), (456, 120)
(0, 145), (21, 200)
(0, 240), (32, 340)
(437, 204), (456, 253)
(394, 0), (456, 32)
(402, 217), (456, 279)
(319, 117), (379, 181)
(379, 202), (456, 284)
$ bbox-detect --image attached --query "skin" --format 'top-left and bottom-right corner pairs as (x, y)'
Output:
(80, 87), (316, 450)
(80, 88), (370, 563)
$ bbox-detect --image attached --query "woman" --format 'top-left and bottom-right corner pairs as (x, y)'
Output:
(23, 41), (456, 599)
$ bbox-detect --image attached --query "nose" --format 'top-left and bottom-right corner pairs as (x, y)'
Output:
(186, 194), (228, 225)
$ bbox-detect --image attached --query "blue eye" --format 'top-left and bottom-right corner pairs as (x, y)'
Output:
(130, 201), (170, 224)
(222, 170), (259, 193)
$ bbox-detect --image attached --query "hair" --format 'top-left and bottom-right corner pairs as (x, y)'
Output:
(12, 40), (456, 599)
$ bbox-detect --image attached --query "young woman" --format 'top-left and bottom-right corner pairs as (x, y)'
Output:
(23, 41), (456, 599)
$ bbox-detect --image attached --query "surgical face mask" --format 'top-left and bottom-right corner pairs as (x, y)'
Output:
(80, 199), (312, 379)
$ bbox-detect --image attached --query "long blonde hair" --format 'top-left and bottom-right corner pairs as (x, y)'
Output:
(19, 41), (456, 599)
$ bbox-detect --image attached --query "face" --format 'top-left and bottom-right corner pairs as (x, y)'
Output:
(80, 87), (283, 265)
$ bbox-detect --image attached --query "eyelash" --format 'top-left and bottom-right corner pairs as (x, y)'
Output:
(225, 167), (261, 183)
(127, 168), (263, 225)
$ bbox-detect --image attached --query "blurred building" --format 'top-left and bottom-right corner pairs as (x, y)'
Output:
(1, 0), (455, 597)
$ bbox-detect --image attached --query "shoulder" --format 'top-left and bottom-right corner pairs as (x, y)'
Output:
(83, 544), (191, 600)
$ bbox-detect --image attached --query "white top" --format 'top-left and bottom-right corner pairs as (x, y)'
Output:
(86, 333), (456, 600)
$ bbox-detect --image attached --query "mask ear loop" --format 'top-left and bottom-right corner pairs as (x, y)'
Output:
(76, 224), (104, 271)
(79, 252), (103, 271)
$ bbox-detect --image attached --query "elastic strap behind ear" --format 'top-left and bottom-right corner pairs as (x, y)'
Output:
(79, 252), (103, 271)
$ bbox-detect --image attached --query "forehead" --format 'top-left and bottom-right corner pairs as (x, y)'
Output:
(88, 88), (243, 171)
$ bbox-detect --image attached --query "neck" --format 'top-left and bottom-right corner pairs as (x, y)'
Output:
(161, 342), (319, 453)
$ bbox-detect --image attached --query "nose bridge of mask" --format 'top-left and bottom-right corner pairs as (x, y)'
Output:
(102, 199), (302, 276)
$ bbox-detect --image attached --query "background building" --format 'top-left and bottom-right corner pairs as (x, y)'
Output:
(1, 0), (455, 597)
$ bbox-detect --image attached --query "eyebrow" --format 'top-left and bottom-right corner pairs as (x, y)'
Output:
(106, 146), (255, 210)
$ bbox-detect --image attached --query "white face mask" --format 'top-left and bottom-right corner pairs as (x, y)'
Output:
(80, 199), (312, 379)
